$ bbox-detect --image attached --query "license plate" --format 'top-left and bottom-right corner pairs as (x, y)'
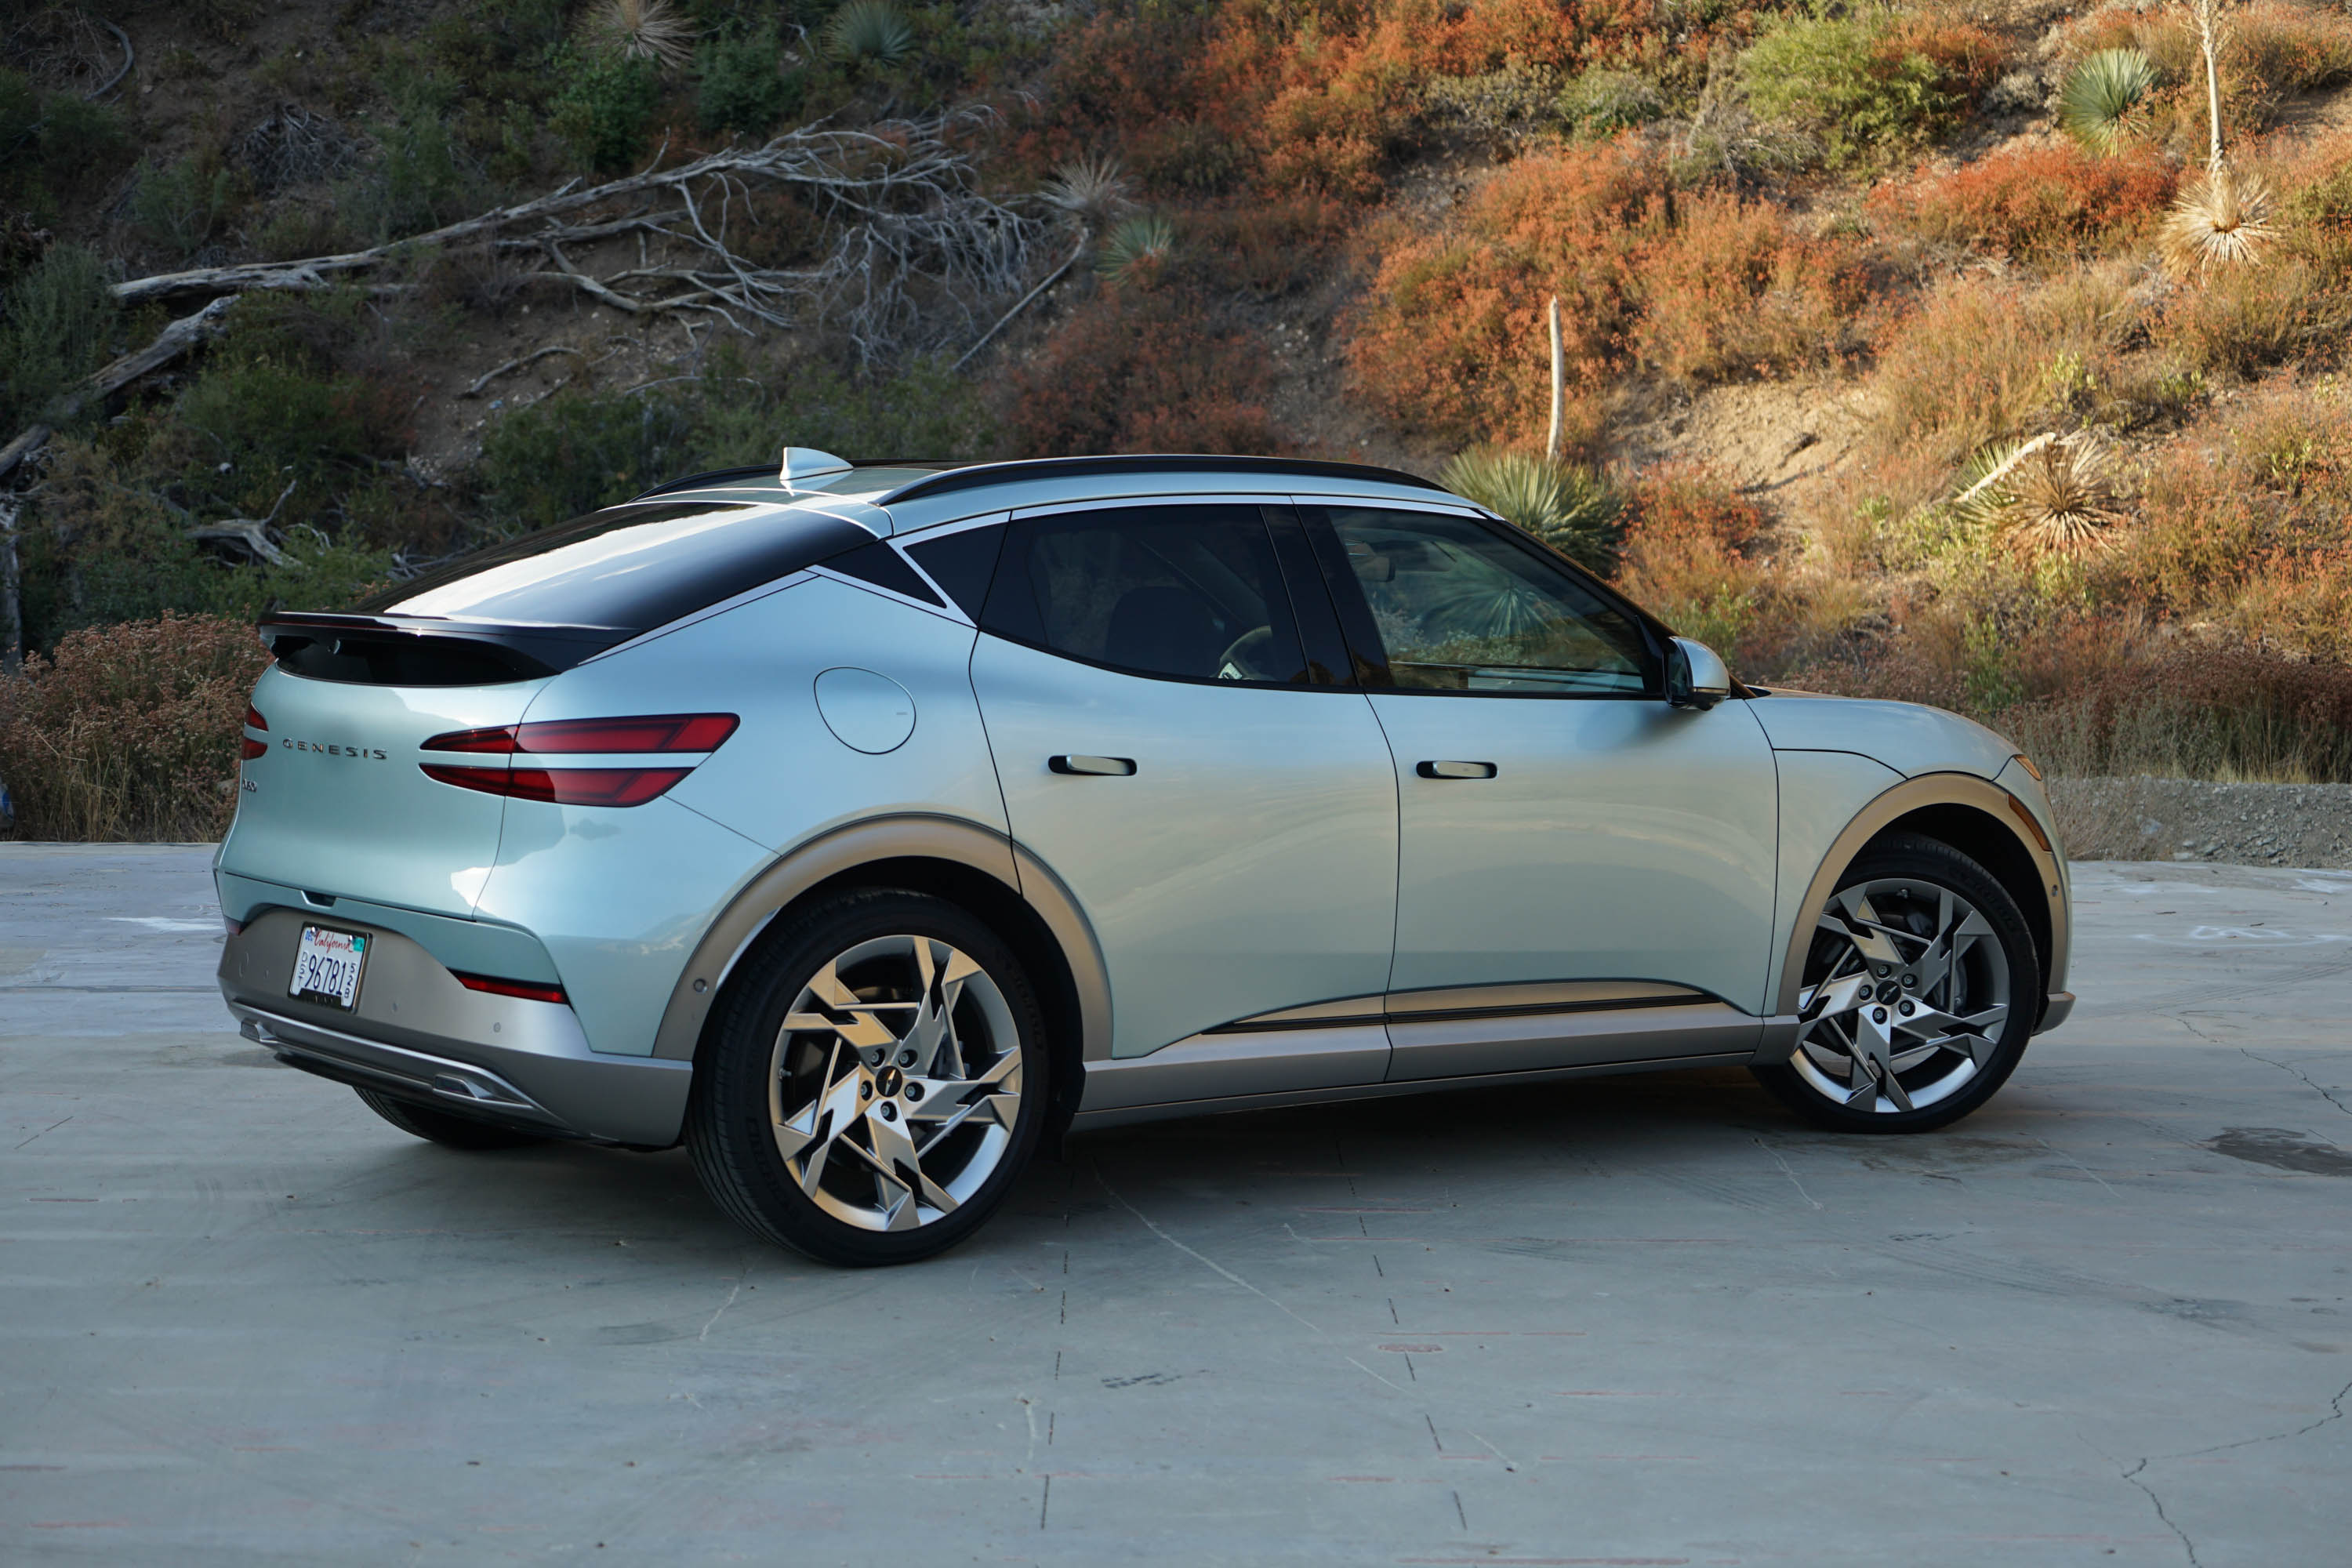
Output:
(289, 925), (369, 1010)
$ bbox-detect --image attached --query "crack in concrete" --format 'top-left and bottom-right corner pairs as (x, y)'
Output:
(2178, 1377), (2352, 1458)
(2120, 1377), (2351, 1567)
(2240, 1047), (2352, 1120)
(2122, 1457), (2201, 1568)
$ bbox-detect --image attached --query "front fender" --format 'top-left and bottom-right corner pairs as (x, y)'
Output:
(1759, 769), (2072, 1063)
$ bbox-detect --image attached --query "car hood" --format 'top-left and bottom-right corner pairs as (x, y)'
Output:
(1746, 691), (2020, 779)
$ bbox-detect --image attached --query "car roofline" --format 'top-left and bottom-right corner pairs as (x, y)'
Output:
(872, 454), (1447, 505)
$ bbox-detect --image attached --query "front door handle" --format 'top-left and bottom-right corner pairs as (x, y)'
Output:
(1050, 754), (1138, 776)
(1416, 760), (1497, 779)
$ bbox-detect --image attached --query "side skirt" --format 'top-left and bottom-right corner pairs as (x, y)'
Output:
(1069, 1051), (1758, 1134)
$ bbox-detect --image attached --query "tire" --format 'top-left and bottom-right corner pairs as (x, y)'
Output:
(1751, 833), (2040, 1134)
(356, 1087), (548, 1150)
(685, 887), (1049, 1266)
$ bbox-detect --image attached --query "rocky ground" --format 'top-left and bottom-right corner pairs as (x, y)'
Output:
(2050, 777), (2352, 868)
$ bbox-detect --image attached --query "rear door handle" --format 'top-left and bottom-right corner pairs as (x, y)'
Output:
(1416, 760), (1497, 779)
(1049, 754), (1138, 776)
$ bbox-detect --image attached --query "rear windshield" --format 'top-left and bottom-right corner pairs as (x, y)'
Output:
(356, 502), (873, 633)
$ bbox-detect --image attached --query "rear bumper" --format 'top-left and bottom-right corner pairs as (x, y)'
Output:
(2036, 990), (2076, 1035)
(219, 909), (692, 1147)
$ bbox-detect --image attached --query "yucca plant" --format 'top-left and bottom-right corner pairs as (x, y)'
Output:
(1439, 448), (1624, 573)
(1043, 154), (1135, 227)
(2161, 164), (2279, 272)
(2058, 48), (2158, 151)
(1094, 213), (1174, 288)
(2159, 0), (2277, 274)
(826, 0), (915, 69)
(577, 0), (696, 70)
(1958, 433), (2125, 555)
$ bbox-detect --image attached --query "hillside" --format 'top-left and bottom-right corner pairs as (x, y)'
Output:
(4, 0), (2352, 837)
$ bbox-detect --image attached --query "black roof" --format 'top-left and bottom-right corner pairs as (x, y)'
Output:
(634, 455), (1449, 506)
(875, 454), (1448, 505)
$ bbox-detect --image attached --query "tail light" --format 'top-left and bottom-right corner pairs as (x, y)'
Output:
(453, 971), (569, 1005)
(241, 705), (268, 762)
(418, 713), (737, 808)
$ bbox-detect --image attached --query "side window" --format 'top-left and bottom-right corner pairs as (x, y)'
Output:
(980, 505), (1314, 687)
(1318, 507), (1657, 695)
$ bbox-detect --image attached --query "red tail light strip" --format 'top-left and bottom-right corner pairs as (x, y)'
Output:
(418, 713), (734, 808)
(452, 971), (569, 1005)
(422, 713), (739, 755)
(422, 764), (693, 808)
(241, 706), (269, 761)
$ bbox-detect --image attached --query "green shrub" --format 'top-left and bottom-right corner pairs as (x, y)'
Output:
(0, 245), (118, 431)
(695, 354), (995, 463)
(1439, 448), (1624, 573)
(552, 45), (662, 173)
(1741, 15), (1963, 169)
(350, 111), (478, 240)
(696, 24), (805, 136)
(477, 389), (702, 530)
(0, 68), (132, 219)
(129, 154), (243, 260)
(1557, 70), (1666, 137)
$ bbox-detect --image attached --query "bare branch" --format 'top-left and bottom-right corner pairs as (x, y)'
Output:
(463, 345), (589, 397)
(0, 296), (238, 484)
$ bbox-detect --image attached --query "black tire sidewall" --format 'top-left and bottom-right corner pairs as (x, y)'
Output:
(686, 888), (1048, 1266)
(1753, 834), (2041, 1134)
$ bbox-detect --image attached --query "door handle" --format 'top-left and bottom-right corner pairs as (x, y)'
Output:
(1416, 760), (1497, 779)
(1049, 754), (1138, 776)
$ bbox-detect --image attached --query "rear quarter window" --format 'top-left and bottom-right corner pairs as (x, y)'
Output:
(361, 503), (875, 634)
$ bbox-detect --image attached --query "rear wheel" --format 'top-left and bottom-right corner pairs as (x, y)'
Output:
(1751, 833), (2038, 1134)
(686, 889), (1047, 1266)
(355, 1087), (548, 1149)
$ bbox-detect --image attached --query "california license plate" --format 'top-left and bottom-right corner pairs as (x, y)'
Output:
(289, 925), (368, 1010)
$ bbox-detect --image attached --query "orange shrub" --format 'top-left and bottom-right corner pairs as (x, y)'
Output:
(0, 612), (270, 841)
(1345, 138), (1669, 448)
(1003, 289), (1290, 458)
(1613, 464), (1777, 664)
(1874, 144), (2180, 262)
(1633, 193), (1871, 383)
(1880, 16), (2009, 104)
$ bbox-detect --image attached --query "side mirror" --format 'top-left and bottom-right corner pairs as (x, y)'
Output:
(1666, 637), (1731, 711)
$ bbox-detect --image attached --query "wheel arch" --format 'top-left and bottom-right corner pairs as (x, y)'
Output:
(1769, 772), (2068, 1035)
(652, 815), (1109, 1141)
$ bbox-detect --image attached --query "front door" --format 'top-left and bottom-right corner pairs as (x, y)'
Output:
(966, 501), (1399, 1062)
(1299, 501), (1780, 1080)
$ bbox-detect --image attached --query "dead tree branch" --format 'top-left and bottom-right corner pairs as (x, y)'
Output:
(463, 345), (588, 397)
(187, 480), (301, 568)
(111, 116), (1043, 364)
(0, 296), (238, 485)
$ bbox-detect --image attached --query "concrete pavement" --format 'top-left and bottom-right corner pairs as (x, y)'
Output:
(2, 844), (2347, 1565)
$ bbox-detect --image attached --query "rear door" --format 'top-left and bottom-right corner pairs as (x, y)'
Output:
(963, 501), (1399, 1062)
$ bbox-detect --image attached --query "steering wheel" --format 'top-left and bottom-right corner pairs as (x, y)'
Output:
(1216, 626), (1277, 681)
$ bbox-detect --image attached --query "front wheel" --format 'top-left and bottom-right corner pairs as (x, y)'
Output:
(685, 889), (1047, 1266)
(1751, 833), (2039, 1134)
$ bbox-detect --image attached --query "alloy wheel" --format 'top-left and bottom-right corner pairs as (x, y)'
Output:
(1791, 877), (2013, 1116)
(767, 934), (1023, 1232)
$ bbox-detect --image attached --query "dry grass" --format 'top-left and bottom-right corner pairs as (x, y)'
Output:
(0, 614), (271, 841)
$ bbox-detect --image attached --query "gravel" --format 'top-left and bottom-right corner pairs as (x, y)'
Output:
(2048, 777), (2352, 867)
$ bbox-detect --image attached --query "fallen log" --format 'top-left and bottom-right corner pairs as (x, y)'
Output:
(0, 296), (237, 484)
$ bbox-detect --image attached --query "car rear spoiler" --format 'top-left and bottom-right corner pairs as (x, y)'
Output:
(258, 613), (629, 686)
